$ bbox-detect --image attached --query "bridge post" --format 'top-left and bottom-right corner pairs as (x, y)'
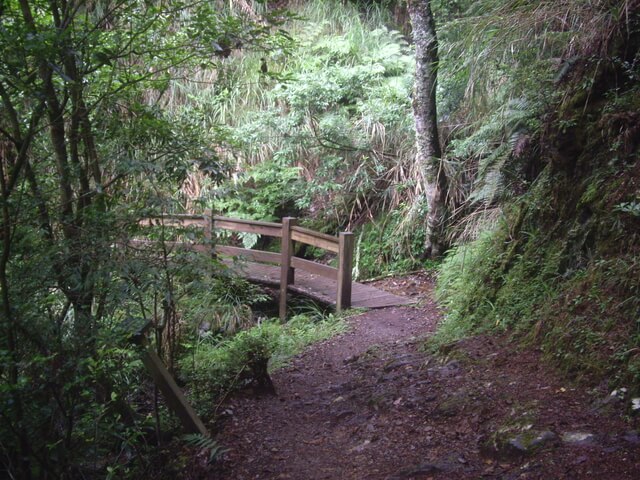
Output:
(204, 209), (215, 259)
(336, 231), (354, 312)
(279, 217), (297, 320)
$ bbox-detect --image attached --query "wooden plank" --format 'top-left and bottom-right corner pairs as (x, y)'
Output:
(336, 232), (354, 312)
(213, 216), (281, 228)
(132, 212), (412, 311)
(159, 214), (206, 220)
(350, 287), (414, 301)
(127, 239), (209, 254)
(143, 214), (206, 221)
(140, 215), (283, 238)
(351, 290), (399, 301)
(223, 259), (414, 309)
(291, 226), (339, 253)
(140, 348), (208, 436)
(140, 217), (206, 228)
(291, 256), (338, 280)
(213, 216), (282, 238)
(216, 245), (281, 264)
(279, 217), (297, 320)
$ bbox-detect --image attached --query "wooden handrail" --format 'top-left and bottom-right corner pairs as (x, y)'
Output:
(138, 213), (353, 319)
(290, 225), (339, 253)
(214, 216), (282, 238)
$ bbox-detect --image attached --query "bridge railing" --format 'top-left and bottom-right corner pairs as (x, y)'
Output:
(138, 212), (353, 319)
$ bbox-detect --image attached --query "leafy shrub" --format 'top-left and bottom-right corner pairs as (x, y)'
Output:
(180, 273), (270, 336)
(181, 321), (282, 412)
(216, 156), (304, 223)
(353, 202), (429, 280)
(194, 1), (418, 247)
(433, 230), (505, 345)
(271, 312), (346, 368)
(179, 313), (346, 414)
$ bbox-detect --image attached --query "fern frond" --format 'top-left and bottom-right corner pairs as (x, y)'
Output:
(183, 433), (229, 464)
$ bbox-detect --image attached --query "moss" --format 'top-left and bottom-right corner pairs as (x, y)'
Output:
(432, 12), (640, 391)
(435, 159), (640, 390)
(579, 178), (604, 207)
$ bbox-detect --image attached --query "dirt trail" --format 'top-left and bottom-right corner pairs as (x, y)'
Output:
(205, 276), (640, 480)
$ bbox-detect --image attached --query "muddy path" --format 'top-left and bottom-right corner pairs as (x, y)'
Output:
(203, 277), (640, 479)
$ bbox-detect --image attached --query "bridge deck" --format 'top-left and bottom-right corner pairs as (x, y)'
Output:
(224, 260), (415, 309)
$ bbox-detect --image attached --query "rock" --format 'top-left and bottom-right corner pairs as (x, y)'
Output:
(349, 439), (371, 453)
(623, 430), (640, 445)
(611, 387), (628, 399)
(335, 410), (355, 421)
(439, 360), (462, 377)
(505, 430), (556, 456)
(573, 455), (589, 465)
(433, 391), (466, 417)
(383, 360), (413, 372)
(427, 360), (463, 379)
(594, 388), (627, 411)
(481, 430), (556, 460)
(343, 354), (359, 364)
(434, 398), (461, 417)
(561, 432), (597, 446)
(395, 463), (440, 478)
(509, 431), (556, 452)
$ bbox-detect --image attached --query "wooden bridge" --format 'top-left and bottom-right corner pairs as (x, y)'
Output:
(140, 213), (414, 319)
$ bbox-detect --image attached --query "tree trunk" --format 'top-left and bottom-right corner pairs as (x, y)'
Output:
(408, 0), (449, 257)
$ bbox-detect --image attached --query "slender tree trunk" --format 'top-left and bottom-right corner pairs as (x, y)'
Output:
(0, 146), (32, 480)
(408, 0), (449, 257)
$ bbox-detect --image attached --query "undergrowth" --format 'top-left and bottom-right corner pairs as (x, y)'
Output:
(179, 311), (347, 415)
(431, 0), (640, 394)
(434, 136), (640, 393)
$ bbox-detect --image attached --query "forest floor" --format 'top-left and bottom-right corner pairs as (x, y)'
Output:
(198, 273), (640, 479)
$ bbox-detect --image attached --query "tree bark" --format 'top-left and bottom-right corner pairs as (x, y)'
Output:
(408, 0), (449, 257)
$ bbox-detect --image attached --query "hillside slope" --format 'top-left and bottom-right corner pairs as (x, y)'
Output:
(436, 4), (640, 392)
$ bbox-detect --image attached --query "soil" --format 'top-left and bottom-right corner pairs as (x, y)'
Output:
(194, 273), (640, 479)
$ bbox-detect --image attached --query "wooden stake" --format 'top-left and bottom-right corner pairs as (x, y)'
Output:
(127, 318), (208, 436)
(140, 348), (208, 436)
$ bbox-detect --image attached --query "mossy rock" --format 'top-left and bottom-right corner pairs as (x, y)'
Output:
(481, 428), (557, 460)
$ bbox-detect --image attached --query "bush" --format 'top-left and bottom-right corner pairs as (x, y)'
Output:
(433, 230), (505, 345)
(179, 313), (346, 414)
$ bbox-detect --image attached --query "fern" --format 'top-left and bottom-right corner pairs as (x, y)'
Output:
(183, 433), (229, 464)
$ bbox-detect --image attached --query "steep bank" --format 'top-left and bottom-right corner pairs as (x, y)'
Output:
(436, 7), (640, 392)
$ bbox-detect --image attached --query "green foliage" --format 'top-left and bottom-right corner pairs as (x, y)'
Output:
(181, 320), (281, 412)
(435, 128), (640, 390)
(216, 156), (304, 222)
(431, 0), (640, 394)
(196, 0), (417, 240)
(614, 198), (640, 217)
(179, 271), (270, 336)
(182, 434), (228, 464)
(180, 313), (346, 413)
(0, 0), (288, 477)
(434, 0), (609, 244)
(433, 231), (505, 345)
(270, 312), (347, 368)
(353, 202), (429, 279)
